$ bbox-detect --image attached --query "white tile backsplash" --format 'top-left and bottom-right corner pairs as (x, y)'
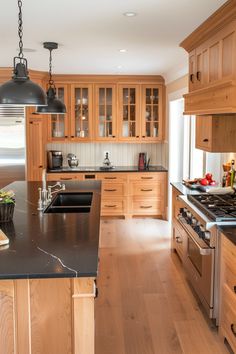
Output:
(46, 142), (167, 168)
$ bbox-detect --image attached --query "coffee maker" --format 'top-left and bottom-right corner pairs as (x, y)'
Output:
(47, 150), (63, 170)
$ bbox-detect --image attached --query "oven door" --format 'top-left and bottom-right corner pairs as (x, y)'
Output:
(184, 231), (215, 318)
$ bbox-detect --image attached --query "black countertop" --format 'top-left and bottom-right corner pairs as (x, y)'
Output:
(47, 165), (168, 173)
(0, 181), (101, 280)
(171, 182), (202, 195)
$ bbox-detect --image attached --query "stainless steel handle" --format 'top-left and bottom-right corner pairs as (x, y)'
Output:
(104, 189), (117, 192)
(140, 205), (152, 209)
(177, 216), (212, 256)
(141, 188), (153, 192)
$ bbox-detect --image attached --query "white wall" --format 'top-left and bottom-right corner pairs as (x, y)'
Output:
(46, 142), (168, 168)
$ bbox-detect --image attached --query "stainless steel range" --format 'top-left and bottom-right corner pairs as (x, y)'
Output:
(176, 193), (236, 324)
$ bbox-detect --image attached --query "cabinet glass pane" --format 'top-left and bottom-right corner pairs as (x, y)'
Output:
(51, 87), (66, 139)
(144, 87), (159, 138)
(98, 87), (114, 137)
(121, 87), (137, 138)
(75, 87), (89, 138)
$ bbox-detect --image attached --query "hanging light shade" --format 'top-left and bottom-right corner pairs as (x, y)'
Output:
(0, 0), (47, 106)
(36, 42), (66, 114)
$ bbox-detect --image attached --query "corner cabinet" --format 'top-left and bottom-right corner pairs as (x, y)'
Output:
(71, 84), (93, 141)
(180, 2), (236, 115)
(47, 84), (70, 142)
(94, 84), (117, 141)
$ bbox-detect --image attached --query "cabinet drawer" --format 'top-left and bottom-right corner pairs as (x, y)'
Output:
(101, 198), (124, 215)
(98, 173), (127, 183)
(129, 172), (166, 182)
(131, 198), (163, 215)
(221, 284), (236, 353)
(102, 183), (124, 196)
(132, 183), (161, 197)
(47, 173), (80, 181)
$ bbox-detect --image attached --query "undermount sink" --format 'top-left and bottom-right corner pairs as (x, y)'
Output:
(44, 192), (93, 214)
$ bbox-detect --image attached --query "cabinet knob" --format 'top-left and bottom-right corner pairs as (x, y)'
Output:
(112, 135), (116, 138)
(65, 135), (68, 138)
(203, 138), (209, 142)
(136, 136), (139, 138)
(71, 135), (75, 138)
(142, 136), (145, 138)
(39, 165), (43, 168)
(190, 74), (194, 83)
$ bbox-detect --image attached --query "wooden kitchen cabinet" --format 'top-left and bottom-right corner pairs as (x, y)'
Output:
(180, 2), (236, 115)
(94, 84), (117, 141)
(70, 84), (93, 141)
(219, 233), (236, 354)
(118, 84), (140, 141)
(47, 84), (70, 142)
(195, 114), (236, 152)
(26, 109), (47, 181)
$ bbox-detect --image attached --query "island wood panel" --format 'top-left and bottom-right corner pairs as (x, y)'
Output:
(0, 278), (96, 354)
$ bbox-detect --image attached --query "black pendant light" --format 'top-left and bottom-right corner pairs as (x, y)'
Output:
(0, 0), (47, 106)
(36, 42), (66, 114)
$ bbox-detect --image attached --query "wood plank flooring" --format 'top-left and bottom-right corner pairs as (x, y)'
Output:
(95, 219), (228, 354)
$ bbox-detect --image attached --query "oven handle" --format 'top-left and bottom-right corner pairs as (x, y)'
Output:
(177, 216), (213, 256)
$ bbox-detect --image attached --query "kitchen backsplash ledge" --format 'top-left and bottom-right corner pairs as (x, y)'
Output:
(46, 143), (167, 168)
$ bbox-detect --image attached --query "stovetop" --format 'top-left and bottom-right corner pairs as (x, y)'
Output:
(187, 193), (236, 222)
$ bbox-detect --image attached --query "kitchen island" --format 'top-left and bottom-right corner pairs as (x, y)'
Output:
(0, 180), (101, 354)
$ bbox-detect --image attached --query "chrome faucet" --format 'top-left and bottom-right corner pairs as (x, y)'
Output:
(37, 169), (65, 210)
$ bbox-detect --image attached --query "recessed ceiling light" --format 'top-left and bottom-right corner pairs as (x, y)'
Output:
(123, 12), (137, 17)
(119, 49), (127, 53)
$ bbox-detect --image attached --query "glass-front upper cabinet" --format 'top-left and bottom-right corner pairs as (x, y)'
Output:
(48, 85), (70, 141)
(118, 85), (140, 140)
(141, 85), (163, 141)
(94, 84), (116, 140)
(71, 84), (93, 141)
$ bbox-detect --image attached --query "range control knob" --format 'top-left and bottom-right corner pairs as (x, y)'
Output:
(193, 222), (201, 233)
(202, 231), (211, 240)
(190, 217), (197, 226)
(180, 207), (187, 217)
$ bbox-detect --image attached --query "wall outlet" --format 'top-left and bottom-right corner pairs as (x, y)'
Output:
(104, 151), (110, 158)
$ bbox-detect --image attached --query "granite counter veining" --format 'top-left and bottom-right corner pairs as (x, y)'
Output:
(47, 165), (168, 173)
(0, 181), (101, 280)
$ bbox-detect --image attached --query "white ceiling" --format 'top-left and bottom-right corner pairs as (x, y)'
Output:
(0, 0), (227, 78)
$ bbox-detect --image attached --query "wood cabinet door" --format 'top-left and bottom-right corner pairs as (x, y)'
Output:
(141, 84), (163, 141)
(195, 45), (209, 89)
(47, 84), (70, 142)
(118, 84), (140, 141)
(26, 116), (46, 181)
(195, 116), (212, 151)
(94, 84), (117, 141)
(221, 24), (236, 81)
(71, 84), (93, 141)
(189, 49), (196, 91)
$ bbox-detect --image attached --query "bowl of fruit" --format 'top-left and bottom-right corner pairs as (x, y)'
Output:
(198, 173), (217, 191)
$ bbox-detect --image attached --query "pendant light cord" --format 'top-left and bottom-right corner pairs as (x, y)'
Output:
(18, 0), (24, 60)
(48, 49), (55, 89)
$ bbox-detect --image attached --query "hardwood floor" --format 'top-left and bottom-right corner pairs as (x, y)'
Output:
(95, 219), (228, 354)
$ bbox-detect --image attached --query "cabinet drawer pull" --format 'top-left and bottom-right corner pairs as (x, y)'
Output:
(39, 165), (43, 168)
(71, 135), (75, 138)
(203, 138), (209, 142)
(141, 177), (153, 180)
(231, 324), (236, 337)
(196, 71), (201, 81)
(104, 205), (117, 208)
(60, 177), (73, 180)
(112, 136), (116, 138)
(136, 136), (140, 138)
(141, 188), (153, 192)
(104, 189), (117, 192)
(65, 135), (68, 138)
(140, 205), (152, 209)
(104, 177), (117, 180)
(142, 136), (145, 138)
(85, 174), (95, 179)
(234, 285), (236, 293)
(190, 73), (194, 83)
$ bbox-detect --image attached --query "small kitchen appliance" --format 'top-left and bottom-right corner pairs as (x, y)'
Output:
(67, 153), (79, 168)
(47, 150), (63, 170)
(138, 152), (150, 170)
